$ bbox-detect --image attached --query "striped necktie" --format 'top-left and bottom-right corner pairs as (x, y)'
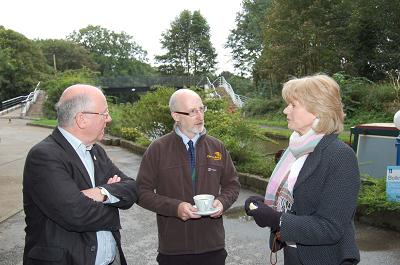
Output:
(188, 140), (196, 192)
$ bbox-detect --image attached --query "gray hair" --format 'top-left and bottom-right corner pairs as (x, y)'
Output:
(55, 94), (91, 127)
(169, 92), (179, 112)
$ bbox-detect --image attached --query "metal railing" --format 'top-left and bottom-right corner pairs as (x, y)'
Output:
(0, 82), (41, 116)
(203, 77), (221, 99)
(212, 76), (248, 108)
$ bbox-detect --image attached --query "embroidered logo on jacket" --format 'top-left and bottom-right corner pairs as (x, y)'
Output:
(207, 152), (222, 160)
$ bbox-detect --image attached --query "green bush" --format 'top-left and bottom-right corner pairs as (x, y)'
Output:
(119, 87), (175, 139)
(206, 107), (276, 177)
(120, 127), (142, 141)
(42, 68), (98, 119)
(358, 176), (400, 214)
(242, 97), (285, 117)
(333, 72), (397, 120)
(236, 156), (275, 178)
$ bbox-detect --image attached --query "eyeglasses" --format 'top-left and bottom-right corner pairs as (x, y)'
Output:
(174, 106), (207, 117)
(82, 111), (110, 119)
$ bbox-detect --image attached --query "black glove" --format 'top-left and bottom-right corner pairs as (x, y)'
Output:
(244, 196), (265, 215)
(244, 196), (282, 230)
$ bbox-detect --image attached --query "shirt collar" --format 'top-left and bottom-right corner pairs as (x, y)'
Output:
(58, 127), (93, 152)
(175, 127), (200, 148)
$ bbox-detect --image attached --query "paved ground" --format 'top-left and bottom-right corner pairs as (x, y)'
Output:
(0, 118), (51, 222)
(1, 116), (400, 264)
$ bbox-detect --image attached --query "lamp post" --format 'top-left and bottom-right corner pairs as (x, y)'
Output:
(394, 110), (400, 166)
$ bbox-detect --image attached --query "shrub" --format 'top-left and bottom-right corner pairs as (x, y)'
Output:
(242, 97), (285, 117)
(120, 87), (175, 139)
(42, 68), (98, 119)
(120, 127), (142, 141)
(206, 107), (276, 176)
(358, 176), (400, 214)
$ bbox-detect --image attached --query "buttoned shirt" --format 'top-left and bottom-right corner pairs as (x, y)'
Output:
(175, 127), (200, 150)
(58, 127), (117, 265)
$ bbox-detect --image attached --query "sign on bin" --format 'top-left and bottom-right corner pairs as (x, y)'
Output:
(387, 166), (400, 202)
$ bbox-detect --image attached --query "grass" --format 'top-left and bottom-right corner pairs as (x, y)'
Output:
(31, 119), (57, 127)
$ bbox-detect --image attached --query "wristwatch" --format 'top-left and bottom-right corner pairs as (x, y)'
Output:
(99, 187), (108, 202)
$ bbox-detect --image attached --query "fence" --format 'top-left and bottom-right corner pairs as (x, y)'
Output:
(0, 82), (41, 116)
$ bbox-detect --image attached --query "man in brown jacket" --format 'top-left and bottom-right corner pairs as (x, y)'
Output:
(137, 89), (240, 265)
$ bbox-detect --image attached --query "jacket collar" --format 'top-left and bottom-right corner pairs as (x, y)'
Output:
(51, 128), (94, 188)
(293, 134), (338, 190)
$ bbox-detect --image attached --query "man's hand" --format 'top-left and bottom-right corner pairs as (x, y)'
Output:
(107, 175), (121, 184)
(177, 202), (201, 221)
(81, 187), (104, 202)
(210, 199), (224, 218)
(81, 175), (121, 202)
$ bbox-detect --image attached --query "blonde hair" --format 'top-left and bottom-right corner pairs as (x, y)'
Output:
(282, 74), (345, 134)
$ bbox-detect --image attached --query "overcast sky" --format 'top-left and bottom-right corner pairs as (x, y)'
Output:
(1, 0), (243, 74)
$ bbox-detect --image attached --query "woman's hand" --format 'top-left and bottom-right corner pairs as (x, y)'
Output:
(244, 196), (282, 229)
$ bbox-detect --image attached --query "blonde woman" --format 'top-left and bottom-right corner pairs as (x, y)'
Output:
(245, 74), (360, 265)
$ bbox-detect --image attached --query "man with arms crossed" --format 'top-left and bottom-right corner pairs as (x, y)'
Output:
(23, 84), (138, 265)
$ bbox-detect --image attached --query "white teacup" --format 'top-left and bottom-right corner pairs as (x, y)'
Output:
(193, 194), (215, 212)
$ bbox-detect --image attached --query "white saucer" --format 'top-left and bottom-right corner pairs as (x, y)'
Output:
(193, 206), (219, 216)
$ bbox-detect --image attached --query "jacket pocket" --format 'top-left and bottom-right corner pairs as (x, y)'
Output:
(28, 246), (65, 262)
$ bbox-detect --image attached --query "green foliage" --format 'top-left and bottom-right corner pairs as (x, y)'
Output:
(240, 0), (399, 84)
(256, 0), (352, 83)
(333, 72), (397, 120)
(42, 68), (98, 119)
(226, 0), (272, 76)
(120, 127), (142, 141)
(206, 107), (273, 174)
(358, 176), (400, 214)
(236, 156), (275, 178)
(345, 112), (393, 131)
(0, 26), (49, 100)
(35, 39), (98, 72)
(67, 25), (150, 77)
(119, 87), (176, 139)
(242, 97), (284, 117)
(347, 0), (400, 81)
(333, 72), (371, 116)
(155, 10), (217, 77)
(203, 97), (228, 111)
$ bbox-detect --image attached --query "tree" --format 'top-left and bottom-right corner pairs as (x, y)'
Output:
(226, 0), (272, 76)
(35, 39), (98, 73)
(347, 0), (400, 81)
(67, 25), (149, 76)
(0, 26), (49, 100)
(155, 10), (217, 80)
(255, 0), (352, 85)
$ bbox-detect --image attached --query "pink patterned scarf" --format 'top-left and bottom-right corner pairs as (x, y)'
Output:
(264, 129), (324, 209)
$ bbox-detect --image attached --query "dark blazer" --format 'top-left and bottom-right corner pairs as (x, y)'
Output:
(23, 128), (138, 265)
(270, 134), (361, 265)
